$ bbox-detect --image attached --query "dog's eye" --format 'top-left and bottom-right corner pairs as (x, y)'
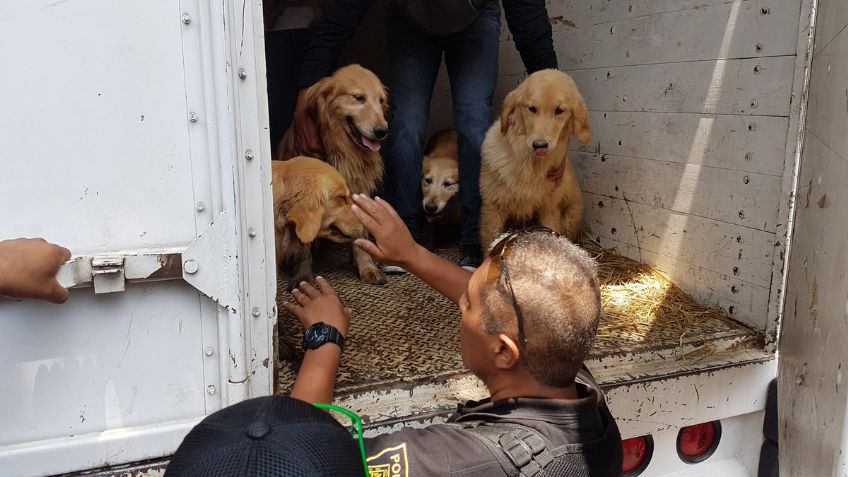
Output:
(379, 97), (386, 104)
(424, 177), (433, 185)
(443, 181), (455, 187)
(528, 106), (537, 114)
(555, 107), (565, 115)
(353, 94), (366, 103)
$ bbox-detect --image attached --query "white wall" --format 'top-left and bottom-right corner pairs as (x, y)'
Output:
(779, 0), (848, 474)
(429, 0), (807, 330)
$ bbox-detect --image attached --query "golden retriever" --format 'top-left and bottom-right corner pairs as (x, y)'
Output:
(421, 129), (461, 248)
(272, 157), (365, 285)
(479, 69), (591, 249)
(276, 64), (389, 284)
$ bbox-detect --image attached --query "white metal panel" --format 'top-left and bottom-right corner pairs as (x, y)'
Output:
(0, 0), (275, 474)
(567, 57), (794, 117)
(779, 6), (848, 469)
(502, 0), (800, 74)
(577, 112), (789, 177)
(0, 0), (199, 253)
(574, 151), (783, 231)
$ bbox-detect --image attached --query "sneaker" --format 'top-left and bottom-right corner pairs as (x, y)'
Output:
(380, 264), (408, 274)
(459, 255), (482, 272)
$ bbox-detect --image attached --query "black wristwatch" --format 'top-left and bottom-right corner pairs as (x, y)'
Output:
(302, 322), (345, 352)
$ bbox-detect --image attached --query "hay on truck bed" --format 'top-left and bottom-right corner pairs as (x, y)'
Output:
(275, 243), (759, 394)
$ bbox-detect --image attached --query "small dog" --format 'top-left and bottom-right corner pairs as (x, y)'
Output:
(276, 64), (389, 284)
(272, 157), (365, 285)
(421, 129), (462, 248)
(479, 69), (592, 249)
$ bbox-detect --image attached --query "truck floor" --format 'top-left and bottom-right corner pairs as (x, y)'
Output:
(274, 243), (759, 395)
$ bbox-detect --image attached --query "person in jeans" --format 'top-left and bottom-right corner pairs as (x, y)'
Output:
(293, 0), (558, 268)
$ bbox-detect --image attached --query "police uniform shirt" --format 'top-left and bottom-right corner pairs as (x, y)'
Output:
(363, 369), (623, 477)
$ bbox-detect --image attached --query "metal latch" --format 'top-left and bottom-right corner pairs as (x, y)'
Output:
(55, 212), (238, 309)
(58, 251), (183, 294)
(91, 257), (125, 294)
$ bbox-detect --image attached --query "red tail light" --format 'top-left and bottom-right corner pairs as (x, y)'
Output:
(677, 421), (722, 463)
(622, 435), (653, 476)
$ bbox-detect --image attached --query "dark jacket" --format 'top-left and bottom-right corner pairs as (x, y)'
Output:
(363, 368), (623, 476)
(296, 0), (557, 89)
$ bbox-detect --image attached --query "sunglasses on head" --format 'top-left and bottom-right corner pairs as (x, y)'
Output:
(485, 226), (560, 350)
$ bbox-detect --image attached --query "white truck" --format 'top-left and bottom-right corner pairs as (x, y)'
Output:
(0, 0), (844, 476)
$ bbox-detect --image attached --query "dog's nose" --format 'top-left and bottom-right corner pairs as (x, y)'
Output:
(424, 204), (438, 214)
(373, 127), (389, 140)
(532, 139), (549, 149)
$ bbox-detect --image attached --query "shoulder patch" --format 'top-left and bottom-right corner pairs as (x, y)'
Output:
(366, 442), (409, 477)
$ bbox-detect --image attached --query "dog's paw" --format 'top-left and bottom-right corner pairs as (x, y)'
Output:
(359, 266), (387, 285)
(291, 273), (314, 288)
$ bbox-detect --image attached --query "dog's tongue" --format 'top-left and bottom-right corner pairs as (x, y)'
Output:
(533, 147), (549, 157)
(361, 136), (382, 152)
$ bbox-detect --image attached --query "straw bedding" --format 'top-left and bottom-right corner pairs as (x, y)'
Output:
(275, 242), (756, 394)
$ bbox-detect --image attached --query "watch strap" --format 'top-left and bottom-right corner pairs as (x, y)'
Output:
(303, 322), (345, 352)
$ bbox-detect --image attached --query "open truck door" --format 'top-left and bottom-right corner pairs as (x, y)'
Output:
(0, 2), (275, 475)
(777, 0), (848, 474)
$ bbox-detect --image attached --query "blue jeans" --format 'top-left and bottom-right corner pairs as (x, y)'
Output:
(384, 1), (501, 259)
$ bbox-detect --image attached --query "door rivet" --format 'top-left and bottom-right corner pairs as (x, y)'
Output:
(252, 307), (261, 318)
(207, 385), (216, 395)
(244, 149), (255, 161)
(205, 346), (215, 356)
(238, 68), (248, 79)
(182, 14), (192, 24)
(189, 112), (199, 122)
(184, 260), (199, 274)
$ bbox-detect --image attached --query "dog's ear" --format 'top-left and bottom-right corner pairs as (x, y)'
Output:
(570, 92), (592, 145)
(500, 89), (520, 134)
(287, 205), (324, 243)
(290, 78), (333, 157)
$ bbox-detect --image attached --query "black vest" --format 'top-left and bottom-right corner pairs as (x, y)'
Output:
(393, 0), (495, 36)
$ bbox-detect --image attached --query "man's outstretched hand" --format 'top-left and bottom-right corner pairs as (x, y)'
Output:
(351, 195), (424, 267)
(284, 277), (351, 337)
(0, 238), (71, 304)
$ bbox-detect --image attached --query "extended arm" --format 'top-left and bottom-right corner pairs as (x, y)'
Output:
(502, 0), (558, 73)
(296, 0), (374, 89)
(351, 195), (472, 304)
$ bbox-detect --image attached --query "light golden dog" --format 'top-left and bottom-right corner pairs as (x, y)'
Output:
(421, 129), (462, 249)
(422, 129), (460, 223)
(479, 69), (591, 249)
(277, 64), (389, 284)
(272, 157), (365, 285)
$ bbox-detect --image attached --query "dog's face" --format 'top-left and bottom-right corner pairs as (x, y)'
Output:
(421, 156), (459, 222)
(275, 158), (365, 245)
(500, 69), (591, 156)
(310, 64), (389, 153)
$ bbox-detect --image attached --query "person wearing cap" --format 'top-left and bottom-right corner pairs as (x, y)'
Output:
(166, 396), (367, 476)
(292, 0), (557, 269)
(273, 195), (623, 476)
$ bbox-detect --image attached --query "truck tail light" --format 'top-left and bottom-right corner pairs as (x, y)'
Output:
(622, 435), (653, 476)
(677, 421), (722, 463)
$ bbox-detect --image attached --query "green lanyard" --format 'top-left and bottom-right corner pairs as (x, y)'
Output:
(312, 403), (370, 476)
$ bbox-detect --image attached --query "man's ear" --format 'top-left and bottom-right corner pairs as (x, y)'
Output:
(500, 88), (521, 134)
(287, 205), (324, 243)
(493, 334), (521, 370)
(570, 91), (591, 145)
